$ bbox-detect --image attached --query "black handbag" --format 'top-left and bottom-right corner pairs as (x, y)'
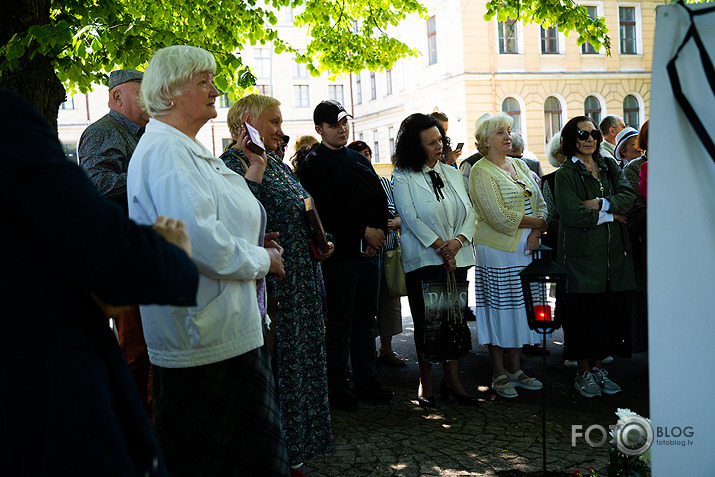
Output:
(421, 270), (472, 362)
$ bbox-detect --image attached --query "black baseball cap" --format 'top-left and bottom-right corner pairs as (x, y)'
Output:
(313, 100), (352, 125)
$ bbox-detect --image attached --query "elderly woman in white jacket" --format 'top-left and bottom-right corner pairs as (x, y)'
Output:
(392, 113), (478, 408)
(127, 45), (290, 477)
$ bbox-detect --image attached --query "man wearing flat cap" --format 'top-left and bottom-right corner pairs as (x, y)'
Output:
(299, 100), (392, 411)
(78, 68), (152, 419)
(78, 69), (148, 213)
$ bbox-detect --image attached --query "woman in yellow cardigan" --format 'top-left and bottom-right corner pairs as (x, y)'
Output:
(469, 113), (548, 398)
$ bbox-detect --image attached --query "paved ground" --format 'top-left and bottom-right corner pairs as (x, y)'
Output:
(301, 293), (649, 477)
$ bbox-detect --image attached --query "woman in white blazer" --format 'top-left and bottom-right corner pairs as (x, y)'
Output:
(393, 113), (478, 407)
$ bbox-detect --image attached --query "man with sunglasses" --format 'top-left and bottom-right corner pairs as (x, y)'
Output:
(599, 115), (626, 161)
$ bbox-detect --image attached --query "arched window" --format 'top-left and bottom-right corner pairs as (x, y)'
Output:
(623, 95), (640, 128)
(544, 96), (562, 144)
(584, 96), (601, 125)
(502, 97), (521, 134)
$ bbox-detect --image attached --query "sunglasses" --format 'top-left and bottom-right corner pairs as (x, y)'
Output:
(576, 129), (602, 141)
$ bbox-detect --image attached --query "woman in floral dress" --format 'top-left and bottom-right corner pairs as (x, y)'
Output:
(220, 94), (334, 466)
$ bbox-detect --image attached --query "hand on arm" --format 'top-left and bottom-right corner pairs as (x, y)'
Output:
(581, 198), (600, 210)
(153, 215), (192, 258)
(364, 226), (386, 250)
(265, 242), (285, 280)
(436, 239), (462, 262)
(519, 215), (548, 233)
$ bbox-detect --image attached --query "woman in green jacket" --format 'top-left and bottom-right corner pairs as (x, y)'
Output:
(555, 116), (636, 399)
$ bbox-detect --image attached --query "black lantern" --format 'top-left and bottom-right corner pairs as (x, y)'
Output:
(519, 243), (568, 474)
(519, 243), (567, 333)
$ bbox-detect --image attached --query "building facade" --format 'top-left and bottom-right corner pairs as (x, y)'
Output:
(58, 0), (655, 176)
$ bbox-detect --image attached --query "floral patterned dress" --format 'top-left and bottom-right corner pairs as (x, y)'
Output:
(220, 147), (333, 463)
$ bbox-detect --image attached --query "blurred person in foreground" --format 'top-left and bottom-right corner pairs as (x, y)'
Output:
(555, 116), (636, 398)
(221, 93), (334, 466)
(0, 88), (198, 477)
(469, 113), (547, 399)
(393, 113), (478, 407)
(127, 45), (290, 476)
(348, 140), (407, 367)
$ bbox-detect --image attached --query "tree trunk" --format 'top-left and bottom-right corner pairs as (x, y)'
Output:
(0, 0), (65, 132)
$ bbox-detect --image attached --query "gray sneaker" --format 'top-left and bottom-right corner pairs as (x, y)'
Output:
(592, 367), (621, 394)
(574, 371), (602, 398)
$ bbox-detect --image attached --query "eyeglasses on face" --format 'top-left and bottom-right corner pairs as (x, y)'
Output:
(576, 129), (602, 141)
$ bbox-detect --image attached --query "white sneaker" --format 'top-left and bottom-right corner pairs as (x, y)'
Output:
(602, 355), (614, 365)
(592, 367), (621, 394)
(564, 360), (577, 368)
(574, 371), (602, 398)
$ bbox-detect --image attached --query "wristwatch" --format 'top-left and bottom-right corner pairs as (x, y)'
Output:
(597, 198), (603, 211)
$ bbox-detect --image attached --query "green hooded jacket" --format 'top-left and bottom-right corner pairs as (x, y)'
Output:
(555, 154), (636, 293)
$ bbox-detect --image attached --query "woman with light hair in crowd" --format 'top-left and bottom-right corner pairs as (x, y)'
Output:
(540, 132), (565, 253)
(220, 94), (334, 469)
(127, 45), (291, 476)
(469, 112), (548, 399)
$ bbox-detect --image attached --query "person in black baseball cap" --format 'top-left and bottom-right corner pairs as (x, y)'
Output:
(313, 99), (352, 126)
(300, 100), (392, 411)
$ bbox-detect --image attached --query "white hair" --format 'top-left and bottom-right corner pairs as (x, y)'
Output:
(546, 132), (563, 167)
(141, 45), (217, 117)
(475, 113), (513, 156)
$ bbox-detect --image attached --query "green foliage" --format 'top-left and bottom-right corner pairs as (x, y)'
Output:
(484, 0), (611, 55)
(0, 0), (426, 95)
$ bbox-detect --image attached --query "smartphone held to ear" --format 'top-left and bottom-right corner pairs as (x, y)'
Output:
(243, 122), (266, 154)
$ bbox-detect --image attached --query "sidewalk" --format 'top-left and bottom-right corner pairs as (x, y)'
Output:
(302, 297), (649, 477)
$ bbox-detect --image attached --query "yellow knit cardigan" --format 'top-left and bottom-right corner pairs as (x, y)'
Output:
(468, 157), (547, 253)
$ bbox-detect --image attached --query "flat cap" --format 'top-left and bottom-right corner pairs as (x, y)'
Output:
(108, 69), (143, 90)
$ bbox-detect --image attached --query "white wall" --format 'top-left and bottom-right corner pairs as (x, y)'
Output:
(650, 3), (715, 475)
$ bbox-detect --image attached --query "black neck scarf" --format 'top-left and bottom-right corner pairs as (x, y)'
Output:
(427, 170), (445, 201)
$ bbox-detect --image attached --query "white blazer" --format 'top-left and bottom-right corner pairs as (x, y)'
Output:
(393, 162), (476, 273)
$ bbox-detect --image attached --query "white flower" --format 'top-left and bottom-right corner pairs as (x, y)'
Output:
(615, 408), (636, 420)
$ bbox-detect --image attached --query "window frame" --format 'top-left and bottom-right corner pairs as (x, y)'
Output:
(618, 4), (642, 55)
(373, 130), (380, 162)
(543, 95), (564, 146)
(293, 84), (310, 108)
(580, 5), (603, 54)
(540, 26), (559, 54)
(253, 47), (272, 79)
(427, 16), (438, 65)
(584, 95), (603, 125)
(501, 97), (522, 135)
(623, 94), (641, 129)
(355, 73), (362, 104)
(498, 17), (520, 54)
(328, 84), (345, 106)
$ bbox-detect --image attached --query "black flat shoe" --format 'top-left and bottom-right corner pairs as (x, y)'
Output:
(417, 395), (436, 408)
(440, 381), (479, 406)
